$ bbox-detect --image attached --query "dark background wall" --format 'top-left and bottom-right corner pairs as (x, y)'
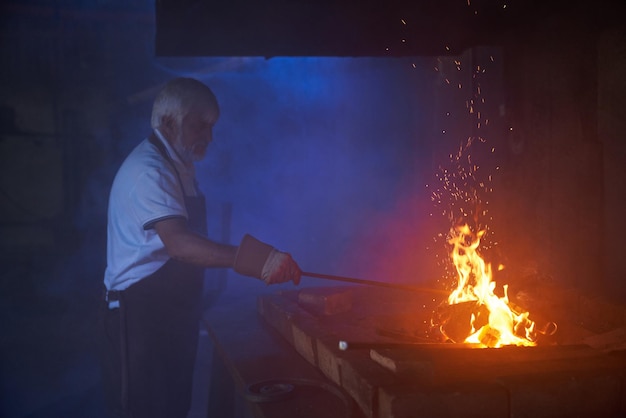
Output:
(1, 1), (625, 417)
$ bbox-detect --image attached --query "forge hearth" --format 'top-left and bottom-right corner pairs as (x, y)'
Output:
(257, 285), (626, 418)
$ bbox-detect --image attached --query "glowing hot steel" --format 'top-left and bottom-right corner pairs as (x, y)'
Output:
(445, 224), (537, 347)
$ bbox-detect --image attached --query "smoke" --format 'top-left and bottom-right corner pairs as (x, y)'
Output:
(42, 54), (444, 300)
(171, 56), (441, 283)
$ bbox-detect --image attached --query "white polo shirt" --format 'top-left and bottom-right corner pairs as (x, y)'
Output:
(104, 132), (198, 292)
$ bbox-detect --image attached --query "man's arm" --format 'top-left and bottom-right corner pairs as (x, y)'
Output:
(155, 217), (301, 285)
(154, 217), (237, 268)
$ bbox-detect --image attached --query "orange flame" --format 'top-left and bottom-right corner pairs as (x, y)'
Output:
(447, 224), (536, 347)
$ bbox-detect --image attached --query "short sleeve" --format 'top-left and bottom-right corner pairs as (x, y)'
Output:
(130, 166), (188, 230)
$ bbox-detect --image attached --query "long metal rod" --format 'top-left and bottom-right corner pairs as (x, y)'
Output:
(301, 271), (449, 296)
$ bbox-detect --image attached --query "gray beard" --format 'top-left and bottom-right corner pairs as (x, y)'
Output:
(172, 142), (196, 165)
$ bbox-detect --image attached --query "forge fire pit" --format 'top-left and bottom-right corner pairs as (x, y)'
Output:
(257, 285), (626, 418)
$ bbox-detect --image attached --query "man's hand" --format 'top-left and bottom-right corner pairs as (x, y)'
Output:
(261, 249), (301, 285)
(233, 234), (301, 285)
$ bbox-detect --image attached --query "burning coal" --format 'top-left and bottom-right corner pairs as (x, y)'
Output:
(437, 224), (538, 347)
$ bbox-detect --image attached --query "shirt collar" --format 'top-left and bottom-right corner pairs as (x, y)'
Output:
(153, 129), (196, 181)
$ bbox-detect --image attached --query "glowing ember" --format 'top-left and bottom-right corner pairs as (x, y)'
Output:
(446, 224), (537, 347)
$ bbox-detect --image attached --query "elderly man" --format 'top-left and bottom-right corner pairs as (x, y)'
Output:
(101, 77), (301, 418)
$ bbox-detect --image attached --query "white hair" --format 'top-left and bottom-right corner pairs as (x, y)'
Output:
(150, 78), (218, 130)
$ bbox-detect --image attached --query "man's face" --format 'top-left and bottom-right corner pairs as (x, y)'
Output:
(174, 103), (219, 164)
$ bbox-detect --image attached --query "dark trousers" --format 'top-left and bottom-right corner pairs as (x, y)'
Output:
(99, 261), (203, 418)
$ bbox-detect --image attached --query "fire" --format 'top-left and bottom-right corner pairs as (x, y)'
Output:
(445, 224), (536, 347)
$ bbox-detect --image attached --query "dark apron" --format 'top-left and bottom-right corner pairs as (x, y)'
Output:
(101, 134), (207, 418)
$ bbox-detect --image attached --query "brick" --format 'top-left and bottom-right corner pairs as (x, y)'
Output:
(315, 338), (342, 386)
(369, 347), (434, 380)
(340, 351), (398, 418)
(378, 382), (509, 418)
(291, 322), (317, 365)
(257, 295), (296, 345)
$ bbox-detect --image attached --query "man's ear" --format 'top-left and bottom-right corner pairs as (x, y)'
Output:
(158, 115), (178, 141)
